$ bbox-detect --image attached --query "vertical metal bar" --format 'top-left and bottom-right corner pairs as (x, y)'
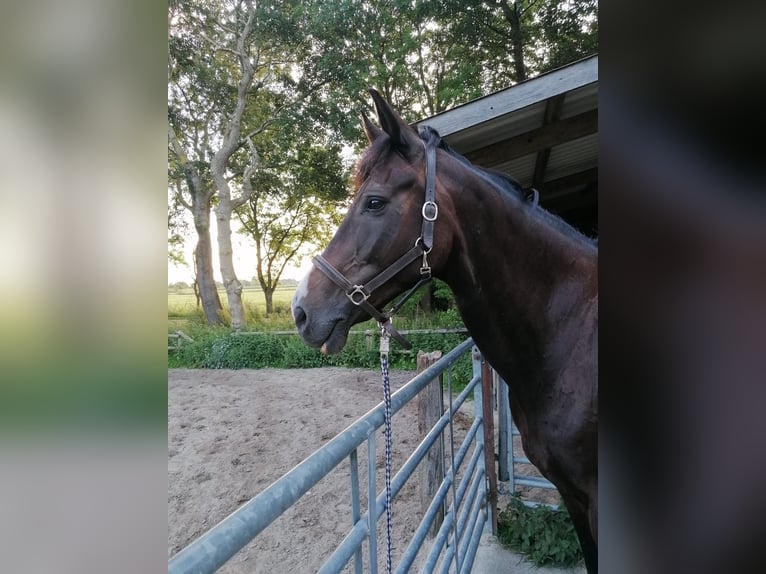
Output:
(459, 508), (488, 574)
(454, 465), (483, 546)
(446, 366), (462, 574)
(496, 370), (509, 482)
(439, 368), (448, 543)
(471, 347), (490, 539)
(454, 482), (484, 574)
(367, 434), (378, 574)
(481, 359), (498, 535)
(505, 383), (515, 498)
(349, 449), (363, 574)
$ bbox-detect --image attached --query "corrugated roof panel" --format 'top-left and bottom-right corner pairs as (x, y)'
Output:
(544, 133), (599, 183)
(417, 55), (598, 138)
(492, 153), (538, 187)
(441, 101), (545, 153)
(560, 83), (598, 120)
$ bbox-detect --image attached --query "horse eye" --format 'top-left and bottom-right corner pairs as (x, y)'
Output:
(364, 196), (387, 212)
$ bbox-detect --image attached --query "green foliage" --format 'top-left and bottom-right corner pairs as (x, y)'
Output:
(300, 0), (598, 130)
(235, 137), (349, 308)
(431, 279), (457, 311)
(168, 279), (472, 382)
(168, 309), (473, 388)
(497, 494), (583, 569)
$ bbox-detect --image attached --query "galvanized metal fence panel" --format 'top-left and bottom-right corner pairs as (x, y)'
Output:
(168, 337), (490, 574)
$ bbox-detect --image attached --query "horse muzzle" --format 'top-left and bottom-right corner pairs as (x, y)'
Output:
(292, 272), (356, 354)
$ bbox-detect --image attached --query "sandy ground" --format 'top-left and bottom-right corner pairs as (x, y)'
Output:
(168, 367), (560, 573)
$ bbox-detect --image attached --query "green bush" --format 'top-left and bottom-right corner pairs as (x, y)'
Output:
(497, 494), (583, 568)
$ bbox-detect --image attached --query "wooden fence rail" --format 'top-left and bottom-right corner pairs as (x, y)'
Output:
(168, 330), (194, 351)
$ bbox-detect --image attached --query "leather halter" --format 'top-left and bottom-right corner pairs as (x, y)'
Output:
(312, 138), (438, 349)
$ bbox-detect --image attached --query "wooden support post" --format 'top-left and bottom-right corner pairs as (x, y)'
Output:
(417, 350), (443, 538)
(482, 359), (498, 534)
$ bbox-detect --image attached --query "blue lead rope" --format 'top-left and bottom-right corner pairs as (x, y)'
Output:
(379, 329), (393, 574)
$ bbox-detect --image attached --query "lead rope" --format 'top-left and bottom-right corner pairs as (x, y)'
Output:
(379, 325), (393, 574)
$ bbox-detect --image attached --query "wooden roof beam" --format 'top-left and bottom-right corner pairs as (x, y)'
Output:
(532, 94), (566, 188)
(466, 108), (598, 167)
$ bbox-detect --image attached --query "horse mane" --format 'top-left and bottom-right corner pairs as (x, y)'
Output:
(354, 124), (597, 247)
(417, 125), (527, 202)
(419, 126), (595, 246)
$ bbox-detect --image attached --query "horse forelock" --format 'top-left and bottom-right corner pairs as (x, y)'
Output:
(353, 137), (393, 192)
(417, 125), (442, 149)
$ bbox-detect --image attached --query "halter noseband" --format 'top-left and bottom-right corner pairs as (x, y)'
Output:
(312, 138), (439, 349)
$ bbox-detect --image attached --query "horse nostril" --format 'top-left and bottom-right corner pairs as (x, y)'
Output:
(293, 305), (307, 329)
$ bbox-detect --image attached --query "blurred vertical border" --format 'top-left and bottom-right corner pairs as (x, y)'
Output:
(600, 1), (766, 572)
(0, 0), (167, 571)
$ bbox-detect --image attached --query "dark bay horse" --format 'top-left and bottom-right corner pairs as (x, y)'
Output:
(292, 90), (598, 572)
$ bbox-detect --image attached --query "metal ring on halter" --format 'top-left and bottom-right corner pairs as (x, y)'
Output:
(421, 201), (438, 222)
(347, 285), (370, 305)
(414, 236), (432, 254)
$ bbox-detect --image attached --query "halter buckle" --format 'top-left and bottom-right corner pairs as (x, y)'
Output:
(378, 321), (390, 355)
(421, 201), (438, 222)
(347, 285), (370, 305)
(420, 251), (431, 276)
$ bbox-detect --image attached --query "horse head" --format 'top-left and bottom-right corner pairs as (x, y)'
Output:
(292, 90), (454, 354)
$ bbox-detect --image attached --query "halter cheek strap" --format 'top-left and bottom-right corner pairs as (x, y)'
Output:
(312, 137), (439, 349)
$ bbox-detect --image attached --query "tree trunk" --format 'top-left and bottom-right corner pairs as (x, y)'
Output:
(168, 123), (222, 327)
(263, 285), (275, 316)
(498, 0), (528, 82)
(420, 286), (433, 315)
(193, 209), (223, 326)
(215, 200), (246, 331)
(208, 9), (258, 332)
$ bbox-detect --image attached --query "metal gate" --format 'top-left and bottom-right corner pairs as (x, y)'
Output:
(168, 337), (495, 574)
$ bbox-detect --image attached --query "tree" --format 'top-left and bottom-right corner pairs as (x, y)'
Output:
(168, 125), (224, 326)
(168, 0), (225, 325)
(168, 188), (189, 267)
(168, 0), (315, 329)
(300, 0), (597, 128)
(537, 0), (598, 71)
(237, 136), (348, 314)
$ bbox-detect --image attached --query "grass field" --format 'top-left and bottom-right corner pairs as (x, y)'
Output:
(168, 280), (463, 334)
(168, 286), (296, 310)
(168, 286), (297, 330)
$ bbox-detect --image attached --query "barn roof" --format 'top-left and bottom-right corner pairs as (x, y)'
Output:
(415, 55), (598, 236)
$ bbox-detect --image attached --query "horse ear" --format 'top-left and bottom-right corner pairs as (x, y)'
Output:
(368, 88), (414, 150)
(361, 110), (383, 143)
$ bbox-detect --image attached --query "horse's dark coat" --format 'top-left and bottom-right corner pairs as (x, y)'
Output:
(292, 90), (598, 572)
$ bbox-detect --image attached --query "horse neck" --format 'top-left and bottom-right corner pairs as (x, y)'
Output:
(439, 176), (597, 401)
